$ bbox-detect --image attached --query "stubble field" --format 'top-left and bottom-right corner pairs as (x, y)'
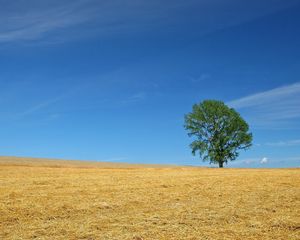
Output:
(0, 157), (299, 240)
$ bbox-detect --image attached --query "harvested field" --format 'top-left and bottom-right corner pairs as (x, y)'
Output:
(0, 157), (299, 239)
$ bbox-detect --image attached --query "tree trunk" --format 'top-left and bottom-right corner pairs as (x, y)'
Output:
(219, 161), (224, 168)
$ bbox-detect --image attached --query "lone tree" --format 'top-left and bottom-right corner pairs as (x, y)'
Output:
(184, 100), (252, 168)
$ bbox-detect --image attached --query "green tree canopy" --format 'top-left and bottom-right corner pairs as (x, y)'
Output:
(184, 100), (252, 168)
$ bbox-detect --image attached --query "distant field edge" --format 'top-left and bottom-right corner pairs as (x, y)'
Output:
(0, 156), (298, 170)
(0, 156), (187, 169)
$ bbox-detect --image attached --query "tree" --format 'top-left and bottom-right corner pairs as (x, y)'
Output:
(184, 100), (252, 168)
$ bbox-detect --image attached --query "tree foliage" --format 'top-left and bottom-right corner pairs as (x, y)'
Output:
(184, 100), (252, 168)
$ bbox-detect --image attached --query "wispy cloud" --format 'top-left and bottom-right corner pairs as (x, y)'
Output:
(0, 1), (96, 43)
(227, 82), (300, 128)
(15, 85), (84, 118)
(265, 139), (300, 147)
(0, 0), (177, 43)
(189, 74), (211, 83)
(123, 92), (146, 104)
(16, 89), (147, 119)
(1, 0), (297, 44)
(228, 82), (300, 109)
(18, 95), (65, 117)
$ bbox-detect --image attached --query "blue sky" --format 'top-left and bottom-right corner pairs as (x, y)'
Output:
(0, 0), (300, 168)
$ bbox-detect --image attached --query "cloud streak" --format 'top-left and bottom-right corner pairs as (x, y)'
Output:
(265, 139), (300, 147)
(18, 95), (65, 117)
(15, 85), (84, 118)
(227, 82), (300, 128)
(1, 0), (298, 44)
(228, 82), (300, 110)
(0, 1), (96, 43)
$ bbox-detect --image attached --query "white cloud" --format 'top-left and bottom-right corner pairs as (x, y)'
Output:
(232, 156), (300, 168)
(260, 157), (268, 164)
(227, 82), (300, 128)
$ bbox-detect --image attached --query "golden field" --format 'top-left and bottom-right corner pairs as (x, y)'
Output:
(0, 157), (299, 240)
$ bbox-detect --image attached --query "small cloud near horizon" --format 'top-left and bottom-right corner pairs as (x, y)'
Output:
(260, 157), (268, 164)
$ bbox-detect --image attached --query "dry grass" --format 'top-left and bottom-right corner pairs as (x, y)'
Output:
(0, 157), (299, 240)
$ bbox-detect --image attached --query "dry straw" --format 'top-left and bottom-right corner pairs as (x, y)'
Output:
(0, 157), (299, 239)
